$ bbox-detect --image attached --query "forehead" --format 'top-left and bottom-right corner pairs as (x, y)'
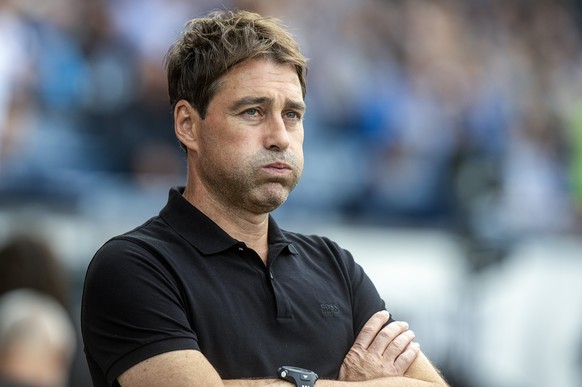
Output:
(215, 58), (304, 103)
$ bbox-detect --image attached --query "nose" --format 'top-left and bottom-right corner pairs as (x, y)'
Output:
(265, 115), (290, 151)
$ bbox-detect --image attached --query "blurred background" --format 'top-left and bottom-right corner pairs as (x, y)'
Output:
(0, 0), (581, 386)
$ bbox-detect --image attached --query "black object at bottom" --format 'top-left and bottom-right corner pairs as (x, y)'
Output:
(277, 365), (319, 386)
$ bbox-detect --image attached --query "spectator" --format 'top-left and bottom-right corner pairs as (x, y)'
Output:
(0, 235), (69, 307)
(0, 289), (76, 387)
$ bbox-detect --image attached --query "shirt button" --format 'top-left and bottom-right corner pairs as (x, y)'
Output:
(269, 271), (274, 279)
(238, 247), (244, 251)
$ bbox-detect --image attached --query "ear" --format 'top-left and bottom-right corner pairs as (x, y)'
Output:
(174, 100), (200, 151)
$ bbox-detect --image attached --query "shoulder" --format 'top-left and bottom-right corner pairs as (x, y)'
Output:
(92, 215), (183, 261)
(82, 216), (189, 319)
(86, 215), (183, 281)
(282, 229), (342, 250)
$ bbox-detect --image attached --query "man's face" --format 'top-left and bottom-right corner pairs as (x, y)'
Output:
(193, 58), (305, 215)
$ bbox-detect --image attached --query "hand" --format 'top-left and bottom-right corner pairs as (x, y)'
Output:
(338, 311), (420, 382)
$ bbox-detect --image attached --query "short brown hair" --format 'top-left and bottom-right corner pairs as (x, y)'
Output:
(165, 10), (308, 118)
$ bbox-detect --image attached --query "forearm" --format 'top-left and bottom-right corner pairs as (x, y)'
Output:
(400, 352), (448, 387)
(323, 378), (445, 387)
(224, 380), (284, 386)
(224, 378), (446, 386)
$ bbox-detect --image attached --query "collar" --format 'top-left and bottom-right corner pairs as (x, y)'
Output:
(159, 187), (297, 256)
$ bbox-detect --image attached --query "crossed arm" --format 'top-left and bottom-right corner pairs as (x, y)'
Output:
(118, 311), (449, 387)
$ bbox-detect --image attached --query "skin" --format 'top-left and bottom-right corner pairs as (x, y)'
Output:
(118, 59), (449, 386)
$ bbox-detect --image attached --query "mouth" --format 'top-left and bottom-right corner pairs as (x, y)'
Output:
(262, 162), (293, 175)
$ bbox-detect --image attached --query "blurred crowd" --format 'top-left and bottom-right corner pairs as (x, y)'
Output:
(1, 1), (582, 386)
(2, 0), (582, 246)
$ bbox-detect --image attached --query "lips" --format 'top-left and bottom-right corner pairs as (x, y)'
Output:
(265, 162), (292, 170)
(262, 161), (293, 175)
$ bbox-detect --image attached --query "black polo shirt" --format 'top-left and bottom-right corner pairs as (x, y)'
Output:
(81, 187), (387, 386)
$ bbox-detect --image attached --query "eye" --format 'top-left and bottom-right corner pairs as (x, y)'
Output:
(243, 108), (260, 117)
(284, 111), (301, 120)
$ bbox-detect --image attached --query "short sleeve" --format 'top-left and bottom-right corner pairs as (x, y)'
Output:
(81, 237), (198, 385)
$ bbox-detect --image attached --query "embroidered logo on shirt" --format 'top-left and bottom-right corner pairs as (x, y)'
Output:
(320, 303), (339, 317)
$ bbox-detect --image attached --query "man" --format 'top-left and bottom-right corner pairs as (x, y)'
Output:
(81, 10), (449, 387)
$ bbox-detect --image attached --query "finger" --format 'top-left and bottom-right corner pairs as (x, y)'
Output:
(352, 310), (391, 350)
(382, 329), (415, 359)
(367, 320), (409, 354)
(393, 342), (421, 375)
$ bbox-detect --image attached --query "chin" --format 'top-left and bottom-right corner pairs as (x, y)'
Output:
(252, 192), (289, 213)
(258, 198), (287, 213)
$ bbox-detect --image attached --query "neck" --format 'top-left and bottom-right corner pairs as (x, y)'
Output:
(183, 183), (270, 264)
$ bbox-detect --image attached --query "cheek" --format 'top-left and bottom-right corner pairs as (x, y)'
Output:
(291, 132), (304, 158)
(199, 120), (243, 160)
(208, 136), (256, 171)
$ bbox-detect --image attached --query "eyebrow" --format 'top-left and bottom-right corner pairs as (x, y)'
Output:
(229, 96), (306, 112)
